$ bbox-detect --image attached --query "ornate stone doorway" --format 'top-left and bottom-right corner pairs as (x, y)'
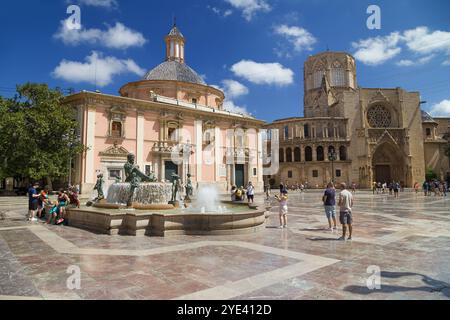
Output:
(372, 142), (406, 184)
(374, 165), (391, 184)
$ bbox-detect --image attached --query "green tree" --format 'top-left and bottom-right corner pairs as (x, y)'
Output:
(0, 83), (85, 189)
(425, 167), (438, 181)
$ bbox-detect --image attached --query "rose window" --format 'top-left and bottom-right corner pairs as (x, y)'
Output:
(367, 105), (392, 128)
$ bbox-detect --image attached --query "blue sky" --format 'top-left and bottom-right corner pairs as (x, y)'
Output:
(0, 0), (449, 122)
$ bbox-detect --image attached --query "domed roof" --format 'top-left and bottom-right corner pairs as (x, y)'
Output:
(421, 110), (437, 124)
(143, 60), (206, 85)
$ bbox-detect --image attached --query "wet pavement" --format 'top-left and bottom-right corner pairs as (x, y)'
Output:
(0, 190), (449, 300)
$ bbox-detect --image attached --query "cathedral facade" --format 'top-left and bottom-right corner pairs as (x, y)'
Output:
(266, 52), (450, 188)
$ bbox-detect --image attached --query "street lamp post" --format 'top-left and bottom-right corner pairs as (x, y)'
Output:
(328, 150), (337, 183)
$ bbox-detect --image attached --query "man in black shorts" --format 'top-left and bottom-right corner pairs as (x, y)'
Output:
(28, 183), (40, 222)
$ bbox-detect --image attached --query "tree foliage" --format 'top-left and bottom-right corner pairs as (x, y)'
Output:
(425, 167), (438, 181)
(0, 83), (85, 183)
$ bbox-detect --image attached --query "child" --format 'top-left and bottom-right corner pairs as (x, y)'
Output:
(275, 190), (288, 228)
(37, 187), (50, 219)
(46, 201), (60, 225)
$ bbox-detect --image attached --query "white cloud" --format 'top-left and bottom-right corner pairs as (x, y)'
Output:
(77, 0), (118, 8)
(396, 54), (435, 67)
(429, 100), (450, 117)
(223, 100), (250, 115)
(224, 9), (233, 17)
(54, 21), (147, 49)
(402, 27), (450, 55)
(231, 60), (294, 86)
(221, 79), (249, 99)
(224, 0), (271, 21)
(52, 51), (146, 87)
(352, 32), (402, 66)
(352, 26), (450, 66)
(443, 60), (450, 66)
(274, 24), (317, 52)
(396, 59), (414, 67)
(208, 6), (233, 17)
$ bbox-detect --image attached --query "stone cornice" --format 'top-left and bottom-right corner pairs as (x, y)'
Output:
(63, 91), (265, 127)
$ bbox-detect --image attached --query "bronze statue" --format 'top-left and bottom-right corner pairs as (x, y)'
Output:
(124, 153), (157, 207)
(124, 153), (156, 183)
(93, 173), (105, 201)
(170, 173), (181, 203)
(185, 173), (193, 201)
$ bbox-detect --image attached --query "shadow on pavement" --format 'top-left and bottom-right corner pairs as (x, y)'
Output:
(344, 271), (450, 298)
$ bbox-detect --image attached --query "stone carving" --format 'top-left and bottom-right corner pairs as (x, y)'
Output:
(369, 90), (389, 104)
(99, 143), (129, 158)
(367, 105), (392, 128)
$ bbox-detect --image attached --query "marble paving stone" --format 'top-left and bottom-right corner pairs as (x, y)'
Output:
(0, 191), (449, 300)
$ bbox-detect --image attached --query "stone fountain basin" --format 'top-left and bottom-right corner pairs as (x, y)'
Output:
(66, 202), (267, 237)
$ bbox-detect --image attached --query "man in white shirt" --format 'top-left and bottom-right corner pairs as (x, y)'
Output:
(338, 183), (354, 241)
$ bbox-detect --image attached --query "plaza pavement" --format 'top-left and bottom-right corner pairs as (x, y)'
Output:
(0, 190), (449, 300)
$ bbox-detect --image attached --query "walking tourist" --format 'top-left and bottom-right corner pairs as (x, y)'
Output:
(393, 181), (400, 198)
(27, 183), (40, 222)
(414, 182), (420, 194)
(246, 181), (255, 204)
(323, 183), (337, 231)
(351, 182), (357, 194)
(423, 181), (429, 196)
(275, 190), (288, 229)
(338, 183), (354, 241)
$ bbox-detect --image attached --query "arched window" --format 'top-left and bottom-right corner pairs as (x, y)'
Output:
(339, 146), (347, 161)
(304, 124), (310, 138)
(317, 146), (324, 161)
(313, 68), (326, 88)
(284, 126), (289, 140)
(331, 61), (345, 87)
(286, 148), (292, 162)
(305, 147), (313, 162)
(279, 148), (285, 163)
(294, 147), (301, 162)
(111, 121), (122, 138)
(167, 122), (179, 142)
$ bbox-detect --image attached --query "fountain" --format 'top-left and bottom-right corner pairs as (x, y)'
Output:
(66, 153), (269, 237)
(189, 185), (224, 213)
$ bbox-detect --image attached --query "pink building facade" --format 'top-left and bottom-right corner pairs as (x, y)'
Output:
(64, 25), (266, 194)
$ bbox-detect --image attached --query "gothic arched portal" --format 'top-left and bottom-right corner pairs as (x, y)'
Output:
(371, 142), (407, 185)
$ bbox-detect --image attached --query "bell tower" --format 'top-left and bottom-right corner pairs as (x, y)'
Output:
(303, 52), (357, 118)
(165, 20), (186, 63)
